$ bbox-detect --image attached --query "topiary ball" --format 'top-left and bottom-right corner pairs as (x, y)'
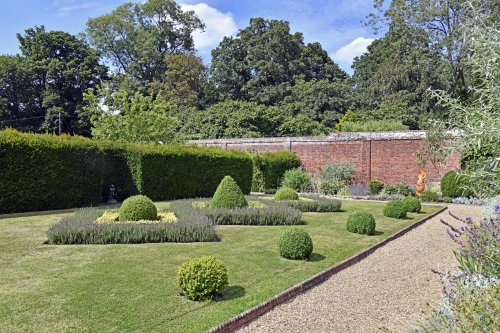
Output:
(383, 200), (407, 219)
(346, 211), (376, 235)
(278, 229), (313, 260)
(401, 196), (421, 213)
(210, 176), (248, 209)
(177, 255), (228, 301)
(274, 187), (299, 201)
(119, 195), (157, 221)
(441, 171), (472, 198)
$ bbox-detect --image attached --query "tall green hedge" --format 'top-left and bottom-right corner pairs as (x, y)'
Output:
(251, 151), (301, 190)
(0, 129), (252, 214)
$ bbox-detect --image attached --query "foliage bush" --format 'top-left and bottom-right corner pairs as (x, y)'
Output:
(401, 196), (421, 213)
(278, 229), (313, 260)
(274, 187), (299, 201)
(285, 197), (342, 212)
(119, 195), (158, 221)
(210, 176), (248, 209)
(381, 183), (415, 197)
(420, 190), (440, 202)
(250, 151), (301, 190)
(0, 129), (253, 213)
(348, 183), (371, 196)
(346, 211), (376, 235)
(46, 204), (216, 244)
(368, 181), (385, 195)
(281, 168), (311, 191)
(441, 171), (472, 198)
(340, 119), (408, 132)
(383, 200), (407, 219)
(177, 256), (228, 301)
(205, 204), (302, 226)
(319, 162), (356, 194)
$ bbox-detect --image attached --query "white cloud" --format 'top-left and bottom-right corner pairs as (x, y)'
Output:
(332, 37), (374, 72)
(56, 1), (102, 16)
(180, 3), (238, 56)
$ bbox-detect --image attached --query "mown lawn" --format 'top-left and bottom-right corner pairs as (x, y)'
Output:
(0, 200), (442, 333)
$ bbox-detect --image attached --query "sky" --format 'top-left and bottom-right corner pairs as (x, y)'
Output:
(0, 0), (381, 74)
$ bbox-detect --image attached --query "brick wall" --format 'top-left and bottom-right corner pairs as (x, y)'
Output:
(189, 131), (461, 185)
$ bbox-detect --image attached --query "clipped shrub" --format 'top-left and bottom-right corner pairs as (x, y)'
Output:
(368, 181), (385, 195)
(119, 195), (158, 221)
(210, 176), (248, 209)
(275, 187), (299, 201)
(346, 211), (376, 235)
(278, 229), (313, 260)
(177, 256), (228, 301)
(420, 190), (440, 202)
(382, 183), (415, 197)
(319, 162), (356, 194)
(281, 168), (311, 191)
(441, 171), (472, 198)
(383, 200), (407, 219)
(401, 196), (422, 213)
(251, 151), (301, 190)
(0, 129), (253, 214)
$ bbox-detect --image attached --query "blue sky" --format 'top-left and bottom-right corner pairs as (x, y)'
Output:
(0, 0), (381, 73)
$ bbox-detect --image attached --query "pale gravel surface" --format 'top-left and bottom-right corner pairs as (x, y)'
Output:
(236, 204), (483, 333)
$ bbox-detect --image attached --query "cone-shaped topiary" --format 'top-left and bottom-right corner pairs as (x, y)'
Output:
(119, 195), (158, 221)
(401, 196), (422, 213)
(346, 211), (376, 235)
(177, 255), (228, 301)
(278, 229), (313, 260)
(275, 187), (299, 201)
(210, 176), (248, 209)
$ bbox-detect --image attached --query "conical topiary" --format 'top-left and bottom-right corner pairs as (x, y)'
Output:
(210, 176), (248, 209)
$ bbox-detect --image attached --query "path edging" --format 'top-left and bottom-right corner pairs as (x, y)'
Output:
(206, 206), (448, 333)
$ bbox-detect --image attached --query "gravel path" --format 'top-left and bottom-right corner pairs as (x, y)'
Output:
(236, 205), (483, 333)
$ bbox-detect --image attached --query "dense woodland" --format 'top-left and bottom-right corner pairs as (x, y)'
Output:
(0, 0), (498, 142)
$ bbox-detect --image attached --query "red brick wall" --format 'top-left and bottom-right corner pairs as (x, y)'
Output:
(189, 132), (461, 185)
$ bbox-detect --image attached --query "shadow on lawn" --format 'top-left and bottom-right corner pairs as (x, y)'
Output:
(217, 285), (246, 301)
(307, 253), (326, 262)
(372, 230), (384, 236)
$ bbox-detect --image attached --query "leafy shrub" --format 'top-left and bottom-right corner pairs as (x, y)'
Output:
(177, 256), (228, 301)
(382, 183), (415, 197)
(337, 186), (349, 196)
(278, 229), (313, 260)
(340, 120), (408, 132)
(119, 195), (158, 221)
(275, 187), (299, 201)
(46, 204), (216, 244)
(383, 200), (407, 219)
(401, 196), (422, 213)
(442, 196), (453, 203)
(420, 190), (440, 202)
(263, 188), (277, 195)
(346, 211), (376, 235)
(210, 176), (248, 209)
(285, 197), (342, 212)
(319, 162), (356, 194)
(368, 181), (385, 195)
(281, 168), (311, 191)
(0, 129), (253, 214)
(348, 183), (370, 196)
(441, 171), (473, 198)
(205, 204), (302, 226)
(250, 151), (301, 190)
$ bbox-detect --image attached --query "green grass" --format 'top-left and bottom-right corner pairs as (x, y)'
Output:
(0, 200), (442, 333)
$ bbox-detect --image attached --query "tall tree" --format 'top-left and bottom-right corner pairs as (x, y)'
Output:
(210, 18), (347, 106)
(86, 0), (204, 85)
(1, 26), (107, 135)
(148, 54), (208, 108)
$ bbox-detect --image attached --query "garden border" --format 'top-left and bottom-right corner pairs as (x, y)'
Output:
(206, 205), (447, 333)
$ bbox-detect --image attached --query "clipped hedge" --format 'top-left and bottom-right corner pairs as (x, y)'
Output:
(0, 129), (253, 213)
(251, 151), (301, 190)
